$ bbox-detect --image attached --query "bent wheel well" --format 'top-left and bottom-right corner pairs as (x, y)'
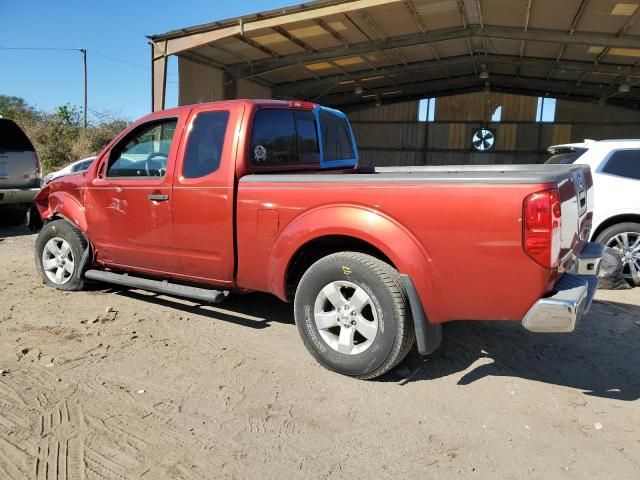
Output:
(285, 235), (394, 301)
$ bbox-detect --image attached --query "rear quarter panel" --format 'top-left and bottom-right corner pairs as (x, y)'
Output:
(236, 179), (557, 324)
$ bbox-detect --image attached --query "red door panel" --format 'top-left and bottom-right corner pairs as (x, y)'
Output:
(85, 114), (188, 275)
(171, 103), (242, 283)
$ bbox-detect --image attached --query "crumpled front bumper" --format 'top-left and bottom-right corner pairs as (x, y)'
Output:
(522, 242), (604, 333)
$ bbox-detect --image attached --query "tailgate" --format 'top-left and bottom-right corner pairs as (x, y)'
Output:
(557, 164), (593, 272)
(0, 151), (39, 189)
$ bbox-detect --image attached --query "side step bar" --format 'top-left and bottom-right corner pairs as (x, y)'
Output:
(84, 269), (226, 304)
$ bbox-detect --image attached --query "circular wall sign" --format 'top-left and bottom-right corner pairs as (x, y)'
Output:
(471, 128), (496, 152)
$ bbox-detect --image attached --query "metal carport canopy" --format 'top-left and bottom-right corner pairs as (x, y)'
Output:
(148, 0), (640, 111)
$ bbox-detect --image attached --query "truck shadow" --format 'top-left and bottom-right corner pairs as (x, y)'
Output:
(0, 224), (30, 240)
(112, 288), (294, 330)
(110, 285), (640, 401)
(399, 298), (640, 401)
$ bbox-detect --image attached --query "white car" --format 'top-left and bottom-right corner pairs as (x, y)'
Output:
(546, 139), (640, 285)
(43, 156), (96, 185)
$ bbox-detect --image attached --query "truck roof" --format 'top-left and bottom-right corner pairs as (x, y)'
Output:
(145, 99), (319, 120)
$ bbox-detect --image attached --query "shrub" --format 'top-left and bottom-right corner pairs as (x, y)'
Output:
(0, 95), (129, 173)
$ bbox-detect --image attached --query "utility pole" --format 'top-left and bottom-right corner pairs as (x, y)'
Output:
(80, 48), (87, 128)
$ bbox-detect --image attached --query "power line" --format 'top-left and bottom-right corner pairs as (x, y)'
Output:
(91, 50), (149, 71)
(1, 45), (177, 81)
(90, 50), (177, 81)
(0, 46), (81, 51)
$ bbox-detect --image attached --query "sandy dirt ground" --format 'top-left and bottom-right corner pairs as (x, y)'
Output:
(0, 223), (639, 480)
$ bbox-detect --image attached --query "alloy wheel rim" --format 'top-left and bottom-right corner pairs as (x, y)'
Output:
(313, 280), (379, 355)
(42, 237), (75, 285)
(607, 232), (640, 284)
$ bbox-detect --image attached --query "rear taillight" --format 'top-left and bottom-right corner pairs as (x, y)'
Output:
(523, 189), (562, 269)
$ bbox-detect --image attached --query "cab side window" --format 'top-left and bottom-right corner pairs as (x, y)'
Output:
(183, 111), (229, 178)
(602, 149), (640, 181)
(107, 119), (177, 178)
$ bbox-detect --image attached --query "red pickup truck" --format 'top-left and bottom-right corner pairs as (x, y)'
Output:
(34, 100), (603, 379)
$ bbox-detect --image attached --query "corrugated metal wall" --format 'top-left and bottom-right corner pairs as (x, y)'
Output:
(178, 57), (272, 105)
(348, 92), (640, 166)
(176, 62), (640, 166)
(237, 79), (272, 100)
(178, 57), (225, 105)
(348, 102), (418, 122)
(435, 92), (538, 122)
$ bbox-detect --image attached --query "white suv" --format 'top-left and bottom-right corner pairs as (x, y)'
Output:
(546, 139), (640, 285)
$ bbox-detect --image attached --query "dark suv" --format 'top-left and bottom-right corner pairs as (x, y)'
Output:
(0, 118), (41, 224)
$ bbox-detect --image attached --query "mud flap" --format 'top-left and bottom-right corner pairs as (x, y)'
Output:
(400, 274), (442, 355)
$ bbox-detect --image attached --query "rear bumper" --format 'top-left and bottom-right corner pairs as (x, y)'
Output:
(0, 188), (40, 206)
(522, 242), (604, 333)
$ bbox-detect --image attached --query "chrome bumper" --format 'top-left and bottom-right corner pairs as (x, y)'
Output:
(522, 242), (604, 333)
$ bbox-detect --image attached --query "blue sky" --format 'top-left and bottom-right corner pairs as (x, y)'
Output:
(0, 0), (292, 121)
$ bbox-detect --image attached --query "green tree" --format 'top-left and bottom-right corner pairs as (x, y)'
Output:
(0, 96), (129, 172)
(0, 95), (38, 122)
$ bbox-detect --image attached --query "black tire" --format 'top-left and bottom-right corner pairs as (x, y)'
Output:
(293, 252), (415, 379)
(35, 219), (87, 291)
(0, 207), (27, 226)
(595, 222), (640, 286)
(26, 205), (43, 233)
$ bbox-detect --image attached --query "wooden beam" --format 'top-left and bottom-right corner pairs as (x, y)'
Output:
(327, 73), (634, 107)
(275, 53), (640, 97)
(480, 25), (640, 49)
(314, 18), (350, 46)
(229, 24), (640, 81)
(547, 0), (589, 80)
(272, 26), (316, 53)
(231, 26), (473, 79)
(596, 6), (640, 63)
(163, 0), (405, 56)
(152, 41), (167, 112)
(404, 0), (426, 34)
(404, 0), (442, 62)
(233, 34), (280, 58)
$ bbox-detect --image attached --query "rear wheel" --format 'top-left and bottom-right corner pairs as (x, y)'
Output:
(596, 222), (640, 286)
(293, 252), (414, 379)
(35, 219), (87, 291)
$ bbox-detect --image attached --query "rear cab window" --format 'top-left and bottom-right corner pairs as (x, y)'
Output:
(249, 106), (357, 170)
(601, 149), (640, 180)
(250, 109), (319, 167)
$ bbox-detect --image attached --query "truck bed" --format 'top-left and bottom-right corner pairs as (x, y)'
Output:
(240, 164), (589, 184)
(236, 163), (593, 324)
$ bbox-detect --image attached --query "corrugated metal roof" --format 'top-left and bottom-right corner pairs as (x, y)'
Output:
(149, 0), (640, 109)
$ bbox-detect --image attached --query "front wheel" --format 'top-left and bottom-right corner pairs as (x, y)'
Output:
(35, 219), (87, 291)
(596, 222), (640, 286)
(293, 252), (415, 379)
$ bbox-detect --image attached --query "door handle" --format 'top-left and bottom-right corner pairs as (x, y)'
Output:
(148, 194), (169, 202)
